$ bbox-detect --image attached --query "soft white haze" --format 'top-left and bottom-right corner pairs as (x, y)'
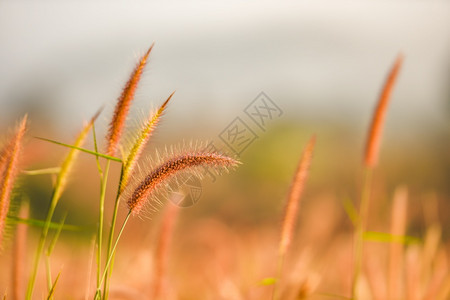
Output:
(0, 0), (449, 135)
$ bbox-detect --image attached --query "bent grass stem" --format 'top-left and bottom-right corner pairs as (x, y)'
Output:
(102, 166), (124, 300)
(96, 160), (111, 288)
(95, 210), (131, 300)
(352, 168), (373, 299)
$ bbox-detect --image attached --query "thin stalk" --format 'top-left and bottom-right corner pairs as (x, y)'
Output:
(102, 167), (124, 300)
(352, 168), (373, 299)
(85, 236), (97, 300)
(95, 211), (131, 300)
(26, 196), (58, 299)
(271, 253), (285, 300)
(45, 213), (67, 299)
(92, 123), (103, 175)
(27, 115), (96, 299)
(45, 256), (52, 293)
(96, 160), (111, 288)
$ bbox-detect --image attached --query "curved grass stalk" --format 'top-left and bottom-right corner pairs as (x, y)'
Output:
(101, 150), (239, 299)
(95, 211), (131, 300)
(91, 121), (114, 292)
(96, 156), (111, 289)
(100, 46), (156, 299)
(45, 213), (67, 299)
(351, 168), (372, 298)
(102, 166), (123, 300)
(26, 114), (97, 300)
(272, 136), (315, 300)
(352, 54), (403, 299)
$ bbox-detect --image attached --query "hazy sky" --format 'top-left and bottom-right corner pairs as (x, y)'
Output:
(0, 0), (449, 135)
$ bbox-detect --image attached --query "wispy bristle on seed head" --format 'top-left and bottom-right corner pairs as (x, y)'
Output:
(120, 92), (174, 193)
(106, 44), (154, 156)
(0, 115), (27, 248)
(127, 151), (239, 215)
(364, 54), (403, 168)
(279, 135), (315, 256)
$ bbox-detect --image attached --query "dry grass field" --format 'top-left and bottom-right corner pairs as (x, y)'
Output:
(0, 44), (449, 300)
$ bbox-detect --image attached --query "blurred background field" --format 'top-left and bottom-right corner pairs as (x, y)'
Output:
(0, 1), (449, 299)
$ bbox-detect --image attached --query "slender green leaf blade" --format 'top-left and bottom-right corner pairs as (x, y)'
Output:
(35, 137), (122, 163)
(47, 213), (67, 256)
(46, 272), (61, 300)
(363, 231), (420, 244)
(259, 277), (277, 286)
(7, 215), (87, 232)
(23, 167), (61, 176)
(342, 197), (359, 226)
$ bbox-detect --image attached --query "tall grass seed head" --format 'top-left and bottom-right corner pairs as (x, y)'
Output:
(364, 54), (403, 168)
(0, 115), (27, 248)
(120, 92), (174, 193)
(106, 44), (154, 156)
(123, 142), (240, 216)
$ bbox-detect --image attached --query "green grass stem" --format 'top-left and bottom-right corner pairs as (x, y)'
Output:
(95, 210), (131, 300)
(351, 168), (372, 299)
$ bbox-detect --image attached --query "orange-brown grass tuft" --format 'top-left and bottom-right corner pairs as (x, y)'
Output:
(106, 44), (154, 156)
(127, 152), (239, 215)
(279, 135), (315, 256)
(0, 115), (27, 248)
(364, 54), (403, 168)
(120, 92), (174, 193)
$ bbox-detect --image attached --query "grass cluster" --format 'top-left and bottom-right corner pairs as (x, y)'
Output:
(0, 48), (448, 300)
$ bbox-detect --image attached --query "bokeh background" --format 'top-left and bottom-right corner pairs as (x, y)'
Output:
(0, 1), (449, 299)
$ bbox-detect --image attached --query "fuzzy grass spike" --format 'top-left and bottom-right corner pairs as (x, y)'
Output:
(106, 45), (154, 156)
(0, 115), (27, 248)
(128, 152), (239, 215)
(120, 92), (174, 193)
(26, 111), (99, 299)
(279, 135), (315, 256)
(272, 135), (315, 300)
(364, 54), (403, 168)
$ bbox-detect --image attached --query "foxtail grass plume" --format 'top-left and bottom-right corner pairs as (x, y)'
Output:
(364, 54), (403, 168)
(106, 45), (154, 156)
(127, 152), (239, 214)
(0, 147), (7, 178)
(0, 115), (27, 248)
(279, 136), (315, 256)
(52, 111), (100, 202)
(120, 92), (174, 193)
(25, 111), (100, 300)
